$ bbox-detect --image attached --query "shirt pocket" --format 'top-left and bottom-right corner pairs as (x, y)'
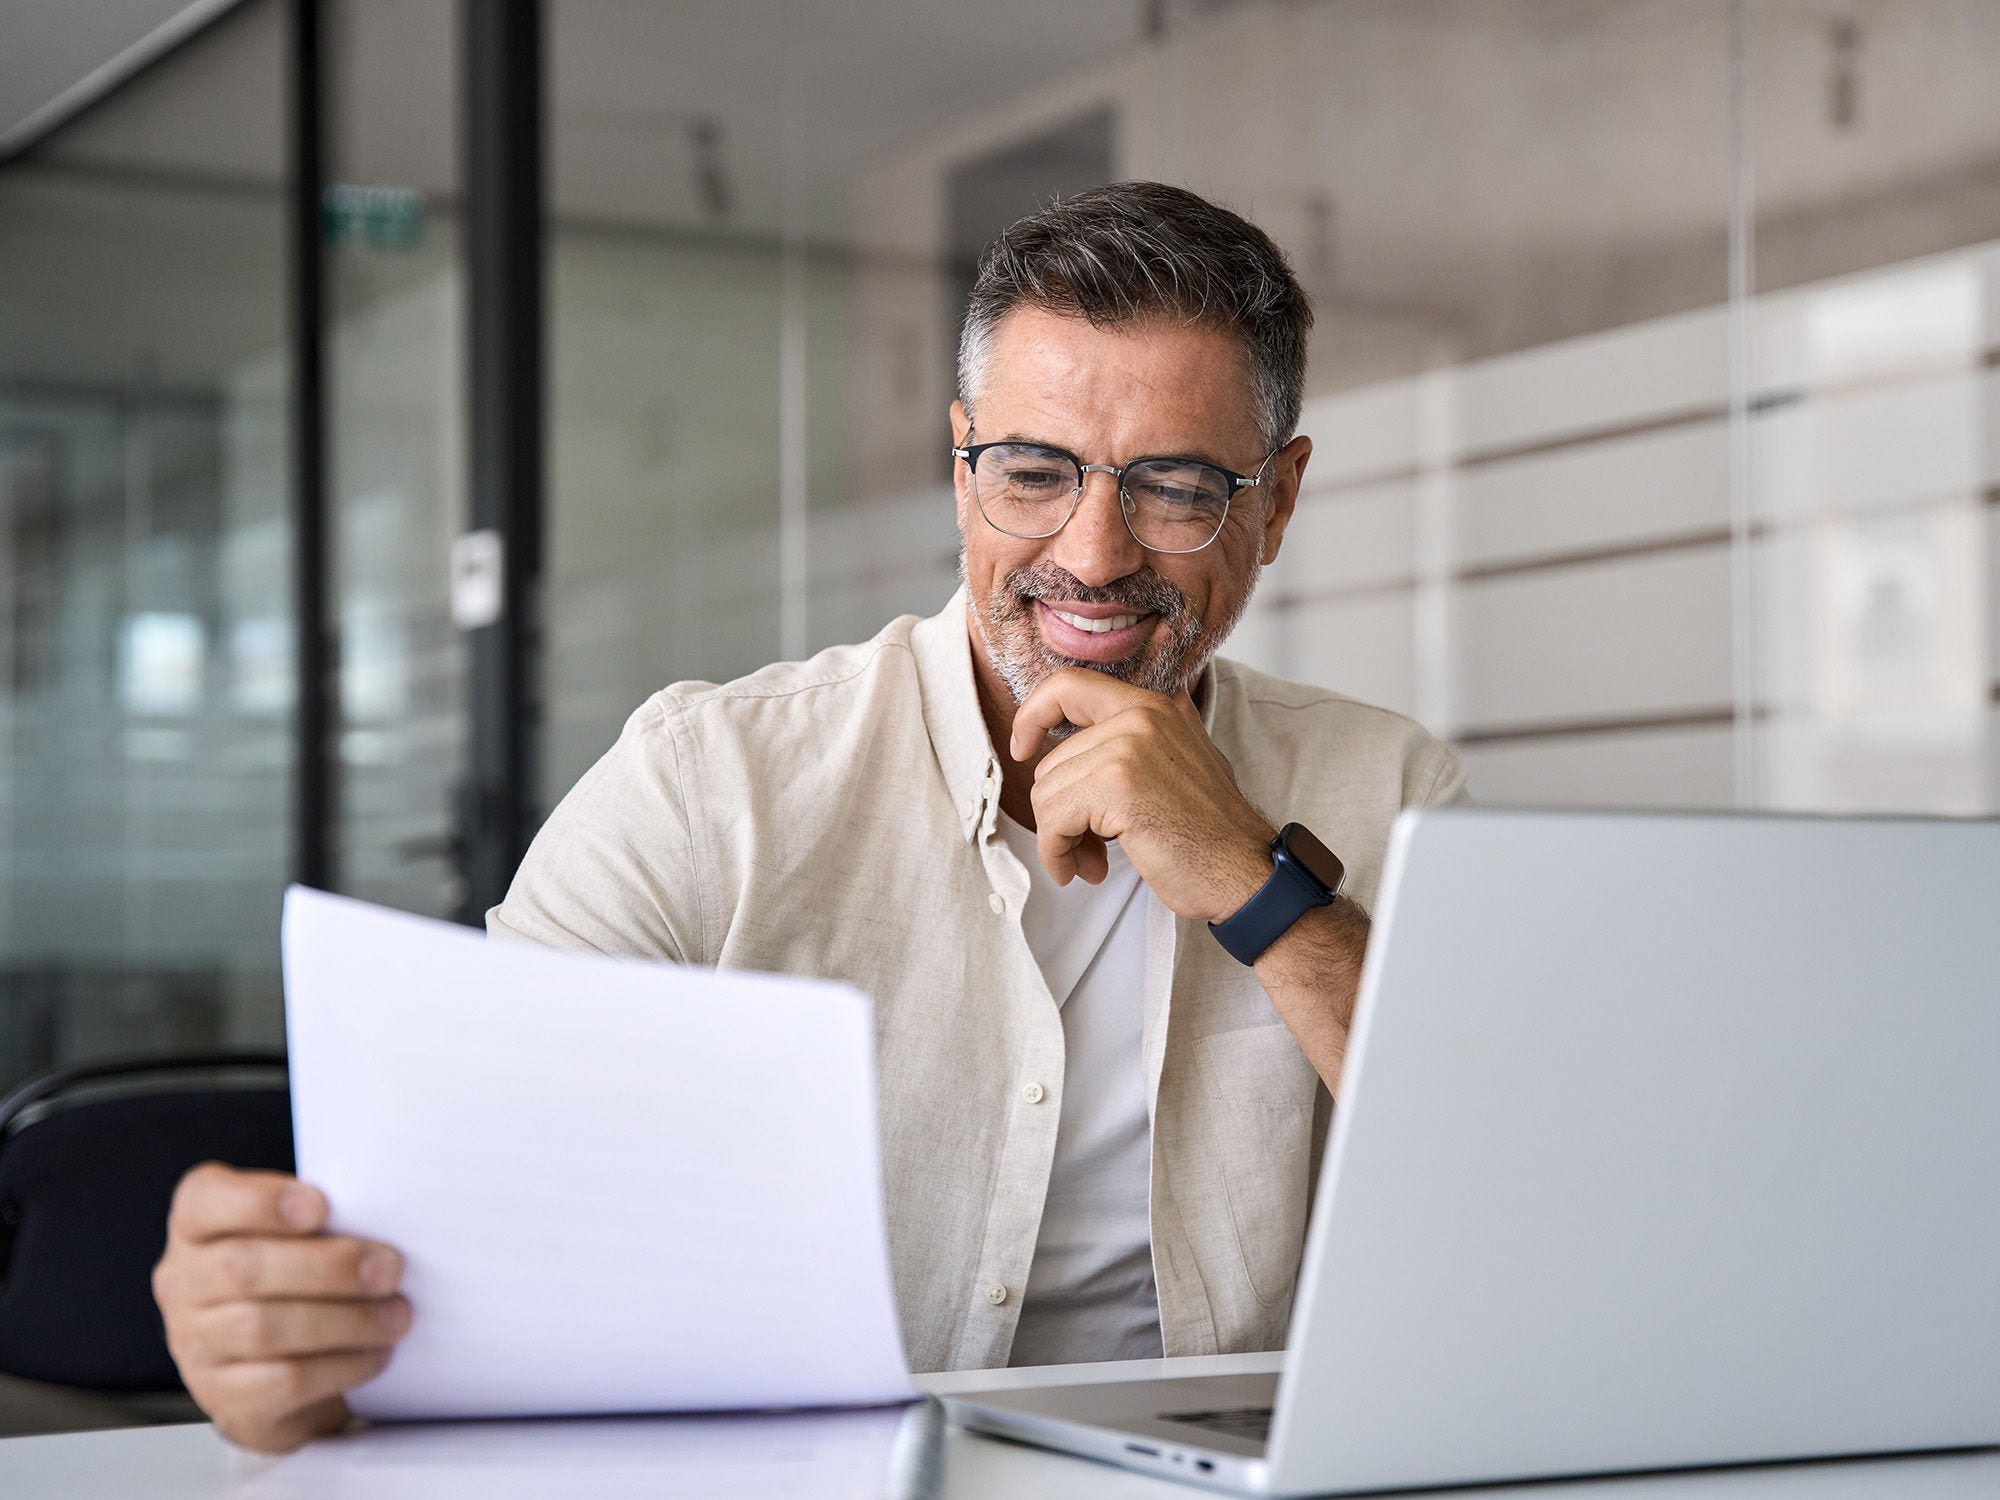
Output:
(1193, 1024), (1321, 1309)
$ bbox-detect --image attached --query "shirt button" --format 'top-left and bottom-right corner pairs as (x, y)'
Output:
(985, 1284), (1008, 1306)
(963, 798), (978, 821)
(1022, 1082), (1046, 1105)
(988, 892), (1005, 915)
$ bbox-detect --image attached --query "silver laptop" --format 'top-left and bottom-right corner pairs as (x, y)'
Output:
(946, 808), (2000, 1495)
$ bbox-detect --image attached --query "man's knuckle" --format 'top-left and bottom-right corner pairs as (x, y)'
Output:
(325, 1238), (363, 1287)
(169, 1163), (219, 1224)
(232, 1300), (277, 1353)
(208, 1356), (257, 1399)
(261, 1359), (308, 1408)
(184, 1367), (230, 1416)
(219, 1238), (262, 1294)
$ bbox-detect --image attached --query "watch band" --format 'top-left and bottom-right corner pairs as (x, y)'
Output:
(1208, 823), (1344, 966)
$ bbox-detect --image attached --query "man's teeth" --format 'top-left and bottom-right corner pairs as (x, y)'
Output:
(1050, 607), (1142, 635)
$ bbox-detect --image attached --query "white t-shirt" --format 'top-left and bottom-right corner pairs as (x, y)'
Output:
(996, 812), (1165, 1366)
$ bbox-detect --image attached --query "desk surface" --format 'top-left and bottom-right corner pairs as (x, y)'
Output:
(3, 1353), (1996, 1499)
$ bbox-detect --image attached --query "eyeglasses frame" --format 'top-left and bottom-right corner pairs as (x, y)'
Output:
(949, 435), (1279, 555)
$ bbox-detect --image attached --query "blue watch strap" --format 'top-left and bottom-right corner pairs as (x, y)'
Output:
(1208, 826), (1342, 966)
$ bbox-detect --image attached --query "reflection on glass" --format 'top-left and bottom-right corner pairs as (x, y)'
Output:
(0, 0), (292, 1093)
(1754, 258), (1992, 814)
(324, 0), (469, 920)
(1745, 0), (2000, 815)
(118, 612), (207, 717)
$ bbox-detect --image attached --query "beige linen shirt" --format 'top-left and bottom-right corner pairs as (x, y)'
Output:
(489, 589), (1465, 1373)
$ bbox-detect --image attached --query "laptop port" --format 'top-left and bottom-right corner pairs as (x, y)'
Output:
(1196, 1458), (1215, 1472)
(1125, 1443), (1160, 1458)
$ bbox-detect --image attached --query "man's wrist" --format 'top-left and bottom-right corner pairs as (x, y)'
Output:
(1204, 824), (1280, 926)
(1252, 889), (1366, 971)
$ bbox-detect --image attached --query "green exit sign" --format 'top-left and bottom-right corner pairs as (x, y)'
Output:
(322, 183), (425, 250)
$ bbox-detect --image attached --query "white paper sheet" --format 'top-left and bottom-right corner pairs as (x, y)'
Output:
(227, 1403), (944, 1500)
(281, 886), (915, 1421)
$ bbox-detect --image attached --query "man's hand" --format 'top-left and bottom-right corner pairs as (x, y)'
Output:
(1011, 667), (1370, 1091)
(1010, 667), (1274, 923)
(152, 1163), (411, 1454)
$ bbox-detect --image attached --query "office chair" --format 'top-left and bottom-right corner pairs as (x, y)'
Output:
(0, 1052), (293, 1393)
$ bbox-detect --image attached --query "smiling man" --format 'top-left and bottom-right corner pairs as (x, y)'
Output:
(152, 182), (1465, 1452)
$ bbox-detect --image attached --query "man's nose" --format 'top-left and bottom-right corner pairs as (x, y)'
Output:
(1048, 470), (1144, 588)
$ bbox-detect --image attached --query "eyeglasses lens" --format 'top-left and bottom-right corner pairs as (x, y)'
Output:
(971, 445), (1082, 539)
(1120, 459), (1231, 551)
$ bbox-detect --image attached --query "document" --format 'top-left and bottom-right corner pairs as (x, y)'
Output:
(281, 886), (915, 1421)
(230, 1402), (944, 1500)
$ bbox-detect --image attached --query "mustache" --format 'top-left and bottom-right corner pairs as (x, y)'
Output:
(1005, 562), (1186, 619)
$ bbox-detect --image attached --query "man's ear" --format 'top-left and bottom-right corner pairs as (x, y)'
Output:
(949, 400), (973, 530)
(1260, 434), (1312, 566)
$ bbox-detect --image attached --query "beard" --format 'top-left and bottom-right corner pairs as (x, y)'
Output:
(965, 555), (1258, 738)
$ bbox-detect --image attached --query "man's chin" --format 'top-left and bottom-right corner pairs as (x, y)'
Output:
(977, 593), (1197, 704)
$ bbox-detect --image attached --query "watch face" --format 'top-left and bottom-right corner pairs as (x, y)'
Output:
(1279, 822), (1346, 894)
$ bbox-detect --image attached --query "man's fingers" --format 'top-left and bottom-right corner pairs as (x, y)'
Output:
(207, 1349), (390, 1438)
(1030, 733), (1128, 797)
(1030, 765), (1115, 887)
(223, 1395), (355, 1457)
(1031, 706), (1154, 781)
(169, 1165), (327, 1244)
(1034, 826), (1108, 887)
(1070, 834), (1110, 885)
(1010, 668), (1151, 759)
(179, 1234), (403, 1307)
(189, 1296), (411, 1363)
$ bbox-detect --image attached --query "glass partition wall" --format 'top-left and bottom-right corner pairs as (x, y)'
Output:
(3, 0), (1996, 1092)
(0, 0), (295, 1090)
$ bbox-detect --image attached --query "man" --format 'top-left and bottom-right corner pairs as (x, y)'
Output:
(152, 182), (1465, 1452)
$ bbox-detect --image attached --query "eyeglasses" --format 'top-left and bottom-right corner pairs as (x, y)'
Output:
(950, 436), (1275, 555)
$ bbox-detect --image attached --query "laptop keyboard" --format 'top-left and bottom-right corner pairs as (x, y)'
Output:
(1158, 1405), (1274, 1443)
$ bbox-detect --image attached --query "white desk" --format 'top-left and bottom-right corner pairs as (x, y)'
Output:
(3, 1354), (1996, 1499)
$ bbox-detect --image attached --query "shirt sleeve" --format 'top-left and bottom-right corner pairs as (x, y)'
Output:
(486, 696), (702, 963)
(1411, 737), (1471, 809)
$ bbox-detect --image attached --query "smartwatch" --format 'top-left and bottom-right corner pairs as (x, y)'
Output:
(1208, 822), (1346, 966)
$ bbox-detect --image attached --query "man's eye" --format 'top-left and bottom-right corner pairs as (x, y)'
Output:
(1135, 482), (1216, 511)
(1008, 469), (1068, 490)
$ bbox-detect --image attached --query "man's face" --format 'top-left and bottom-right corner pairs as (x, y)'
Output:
(952, 304), (1309, 722)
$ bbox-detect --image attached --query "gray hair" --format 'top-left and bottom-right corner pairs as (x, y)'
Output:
(956, 181), (1313, 454)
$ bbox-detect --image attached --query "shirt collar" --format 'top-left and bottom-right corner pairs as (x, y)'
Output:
(913, 587), (1002, 843)
(913, 586), (1224, 845)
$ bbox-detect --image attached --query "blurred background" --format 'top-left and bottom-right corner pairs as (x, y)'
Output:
(1, 0), (1995, 1094)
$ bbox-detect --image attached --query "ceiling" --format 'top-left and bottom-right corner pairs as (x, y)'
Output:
(0, 0), (235, 157)
(14, 0), (2000, 243)
(4, 0), (1998, 396)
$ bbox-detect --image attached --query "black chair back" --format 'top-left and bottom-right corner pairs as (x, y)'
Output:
(0, 1053), (292, 1392)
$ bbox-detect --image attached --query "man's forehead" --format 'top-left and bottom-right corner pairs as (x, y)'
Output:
(978, 305), (1263, 454)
